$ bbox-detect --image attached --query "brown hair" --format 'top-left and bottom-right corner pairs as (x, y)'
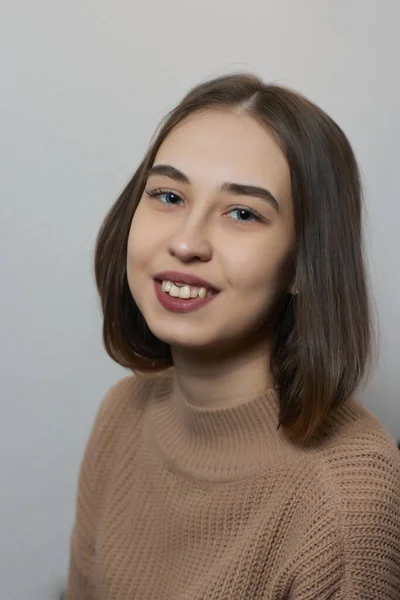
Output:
(94, 73), (375, 444)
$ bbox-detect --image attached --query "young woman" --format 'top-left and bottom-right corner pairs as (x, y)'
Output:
(65, 73), (400, 599)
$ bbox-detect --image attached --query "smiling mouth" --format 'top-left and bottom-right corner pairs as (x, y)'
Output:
(160, 279), (216, 300)
(153, 279), (219, 313)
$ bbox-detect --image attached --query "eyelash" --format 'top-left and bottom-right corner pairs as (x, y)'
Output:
(145, 188), (266, 224)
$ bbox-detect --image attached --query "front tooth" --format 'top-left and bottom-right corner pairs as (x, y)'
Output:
(190, 286), (198, 298)
(162, 280), (172, 292)
(179, 285), (191, 299)
(198, 287), (207, 299)
(169, 283), (180, 297)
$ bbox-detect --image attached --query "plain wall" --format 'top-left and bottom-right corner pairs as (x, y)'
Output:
(1, 1), (399, 598)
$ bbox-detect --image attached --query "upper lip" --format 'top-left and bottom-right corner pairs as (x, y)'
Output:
(153, 271), (220, 292)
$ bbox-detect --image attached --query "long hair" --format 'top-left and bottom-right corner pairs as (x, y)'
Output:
(94, 73), (375, 444)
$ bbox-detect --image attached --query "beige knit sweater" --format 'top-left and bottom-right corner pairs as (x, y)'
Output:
(66, 371), (400, 599)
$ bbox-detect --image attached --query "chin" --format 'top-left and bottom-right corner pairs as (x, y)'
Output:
(152, 329), (210, 350)
(145, 319), (215, 350)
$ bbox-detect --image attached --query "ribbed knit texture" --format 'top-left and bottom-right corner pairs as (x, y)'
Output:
(66, 371), (400, 599)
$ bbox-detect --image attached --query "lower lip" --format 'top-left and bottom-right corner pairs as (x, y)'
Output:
(154, 281), (218, 313)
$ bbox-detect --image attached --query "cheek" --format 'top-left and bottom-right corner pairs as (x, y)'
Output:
(126, 216), (153, 314)
(127, 224), (142, 275)
(223, 236), (293, 297)
(127, 206), (155, 271)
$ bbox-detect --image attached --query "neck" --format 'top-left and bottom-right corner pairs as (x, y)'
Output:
(170, 337), (274, 410)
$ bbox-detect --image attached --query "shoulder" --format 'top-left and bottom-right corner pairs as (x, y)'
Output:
(320, 418), (400, 595)
(95, 373), (149, 425)
(319, 394), (400, 515)
(78, 372), (162, 488)
(286, 410), (400, 597)
(300, 395), (400, 504)
(321, 400), (400, 498)
(87, 373), (156, 461)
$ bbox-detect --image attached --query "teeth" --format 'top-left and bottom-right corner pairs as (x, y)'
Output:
(169, 283), (181, 297)
(161, 280), (214, 300)
(179, 285), (191, 299)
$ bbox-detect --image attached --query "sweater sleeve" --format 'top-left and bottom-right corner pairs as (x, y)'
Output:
(288, 428), (400, 599)
(65, 376), (137, 600)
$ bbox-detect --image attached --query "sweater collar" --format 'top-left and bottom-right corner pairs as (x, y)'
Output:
(145, 369), (305, 482)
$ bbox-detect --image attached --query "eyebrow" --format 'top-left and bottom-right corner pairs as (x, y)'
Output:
(146, 164), (280, 213)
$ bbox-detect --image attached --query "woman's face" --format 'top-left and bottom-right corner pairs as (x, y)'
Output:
(127, 109), (295, 355)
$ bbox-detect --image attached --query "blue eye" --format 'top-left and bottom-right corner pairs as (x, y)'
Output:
(229, 208), (262, 223)
(146, 188), (183, 206)
(146, 189), (265, 224)
(159, 192), (183, 205)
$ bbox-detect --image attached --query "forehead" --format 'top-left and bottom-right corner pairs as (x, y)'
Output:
(153, 109), (292, 203)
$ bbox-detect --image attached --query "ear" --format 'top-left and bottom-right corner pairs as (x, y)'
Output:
(288, 280), (298, 296)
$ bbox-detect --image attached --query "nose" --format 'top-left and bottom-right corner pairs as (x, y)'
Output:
(167, 220), (212, 263)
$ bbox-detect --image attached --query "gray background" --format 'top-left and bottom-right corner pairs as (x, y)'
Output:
(1, 1), (399, 598)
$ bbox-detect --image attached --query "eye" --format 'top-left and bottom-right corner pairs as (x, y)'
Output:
(228, 207), (264, 223)
(146, 188), (184, 206)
